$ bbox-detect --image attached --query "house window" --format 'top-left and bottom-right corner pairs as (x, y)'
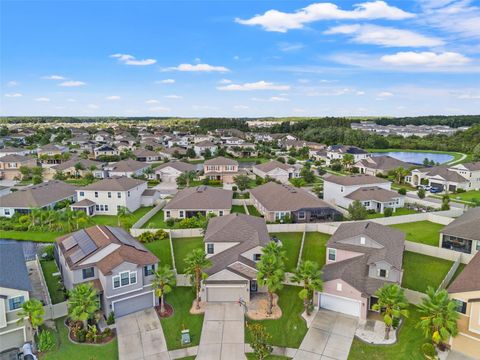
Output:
(298, 211), (306, 220)
(476, 241), (480, 252)
(179, 210), (184, 218)
(219, 210), (224, 216)
(144, 265), (155, 276)
(105, 204), (109, 211)
(453, 299), (467, 314)
(79, 191), (84, 197)
(8, 296), (25, 311)
(127, 191), (131, 197)
(363, 201), (370, 207)
(117, 192), (121, 198)
(108, 192), (111, 198)
(95, 205), (100, 211)
(94, 192), (98, 198)
(340, 186), (344, 193)
(207, 243), (214, 254)
(82, 267), (94, 279)
(120, 272), (130, 286)
(328, 248), (336, 261)
(336, 283), (342, 292)
(113, 277), (120, 289)
(130, 271), (137, 284)
(378, 269), (388, 278)
(166, 211), (171, 218)
(254, 253), (261, 261)
(5, 209), (10, 216)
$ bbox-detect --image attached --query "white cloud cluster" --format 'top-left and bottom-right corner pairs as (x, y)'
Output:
(35, 97), (51, 102)
(43, 75), (66, 80)
(236, 1), (414, 32)
(59, 80), (86, 87)
(110, 53), (157, 66)
(145, 99), (159, 104)
(218, 81), (290, 91)
(7, 81), (18, 87)
(156, 79), (176, 84)
(163, 63), (229, 72)
(165, 95), (182, 99)
(381, 51), (471, 66)
(5, 93), (22, 97)
(106, 96), (121, 100)
(252, 96), (290, 102)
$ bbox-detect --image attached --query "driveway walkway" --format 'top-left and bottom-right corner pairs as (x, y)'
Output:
(294, 309), (358, 360)
(196, 303), (246, 360)
(117, 308), (170, 360)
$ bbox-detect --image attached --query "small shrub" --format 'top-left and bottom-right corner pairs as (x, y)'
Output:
(138, 232), (155, 243)
(255, 176), (264, 185)
(331, 163), (342, 172)
(384, 208), (393, 217)
(102, 327), (112, 338)
(154, 229), (168, 240)
(455, 188), (465, 193)
(165, 218), (175, 227)
(42, 245), (55, 260)
(417, 188), (426, 199)
(37, 330), (55, 352)
(76, 328), (87, 343)
(398, 188), (407, 195)
(106, 312), (115, 325)
(86, 325), (100, 343)
(422, 343), (437, 359)
(232, 185), (238, 191)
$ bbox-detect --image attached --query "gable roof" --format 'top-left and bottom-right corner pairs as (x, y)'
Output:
(155, 161), (196, 172)
(164, 186), (233, 210)
(81, 176), (146, 191)
(448, 251), (480, 294)
(0, 243), (31, 291)
(204, 156), (238, 166)
(441, 207), (480, 241)
(0, 181), (76, 208)
(356, 155), (411, 171)
(253, 160), (292, 173)
(346, 186), (401, 202)
(413, 165), (468, 183)
(108, 159), (149, 172)
(0, 154), (35, 163)
(324, 174), (390, 186)
(52, 158), (103, 171)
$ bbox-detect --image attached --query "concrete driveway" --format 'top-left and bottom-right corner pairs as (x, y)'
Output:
(196, 303), (246, 360)
(117, 308), (170, 360)
(294, 309), (358, 360)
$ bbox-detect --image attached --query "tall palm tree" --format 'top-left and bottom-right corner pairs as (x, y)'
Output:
(184, 248), (211, 309)
(17, 299), (44, 336)
(372, 284), (409, 340)
(74, 162), (85, 178)
(117, 206), (132, 227)
(292, 261), (323, 316)
(152, 265), (176, 313)
(393, 167), (409, 184)
(262, 241), (286, 266)
(416, 287), (459, 349)
(68, 283), (100, 329)
(256, 253), (285, 315)
(28, 208), (42, 230)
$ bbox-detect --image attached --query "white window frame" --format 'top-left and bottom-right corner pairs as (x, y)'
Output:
(112, 270), (137, 289)
(8, 295), (25, 311)
(336, 283), (342, 292)
(179, 210), (185, 218)
(328, 248), (336, 261)
(378, 269), (388, 278)
(298, 211), (306, 220)
(165, 210), (171, 218)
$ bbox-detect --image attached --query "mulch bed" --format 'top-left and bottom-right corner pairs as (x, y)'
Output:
(64, 318), (116, 345)
(155, 302), (174, 318)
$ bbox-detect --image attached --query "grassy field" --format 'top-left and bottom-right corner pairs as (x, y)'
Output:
(92, 206), (153, 227)
(247, 205), (261, 216)
(401, 251), (453, 293)
(40, 260), (66, 304)
(172, 237), (204, 273)
(270, 233), (302, 272)
(389, 221), (444, 246)
(144, 210), (168, 228)
(231, 205), (246, 214)
(1, 230), (62, 242)
(366, 207), (418, 219)
(41, 317), (118, 360)
(160, 287), (204, 350)
(245, 286), (307, 348)
(301, 232), (330, 268)
(451, 190), (480, 203)
(145, 239), (173, 268)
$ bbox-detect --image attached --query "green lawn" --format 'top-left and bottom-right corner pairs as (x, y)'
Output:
(144, 210), (168, 228)
(270, 233), (302, 272)
(401, 251), (453, 293)
(41, 317), (118, 360)
(451, 190), (480, 203)
(301, 232), (330, 268)
(231, 205), (246, 214)
(1, 230), (62, 242)
(144, 239), (173, 268)
(160, 287), (204, 350)
(40, 260), (66, 304)
(245, 286), (307, 348)
(348, 307), (425, 360)
(389, 221), (443, 246)
(172, 237), (204, 273)
(92, 206), (153, 227)
(247, 205), (261, 217)
(366, 207), (418, 219)
(64, 178), (95, 186)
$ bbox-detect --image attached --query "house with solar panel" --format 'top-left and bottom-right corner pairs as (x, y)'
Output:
(55, 225), (159, 318)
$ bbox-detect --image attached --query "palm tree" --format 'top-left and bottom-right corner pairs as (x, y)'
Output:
(117, 206), (132, 227)
(416, 287), (459, 349)
(152, 265), (176, 313)
(262, 241), (286, 266)
(342, 153), (355, 169)
(17, 299), (44, 336)
(74, 162), (85, 178)
(392, 167), (409, 184)
(184, 248), (211, 309)
(292, 261), (323, 316)
(177, 171), (196, 187)
(28, 208), (42, 230)
(68, 283), (100, 329)
(372, 284), (409, 340)
(256, 253), (285, 315)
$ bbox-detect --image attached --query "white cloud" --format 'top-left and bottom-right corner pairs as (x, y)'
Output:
(325, 24), (444, 47)
(4, 93), (22, 97)
(88, 104), (99, 109)
(252, 96), (290, 102)
(278, 42), (305, 52)
(356, 91), (366, 95)
(59, 80), (86, 87)
(234, 105), (249, 109)
(305, 88), (352, 96)
(149, 106), (170, 112)
(381, 51), (471, 66)
(219, 79), (232, 84)
(145, 99), (159, 104)
(7, 81), (18, 87)
(42, 75), (66, 80)
(67, 98), (76, 102)
(156, 79), (176, 84)
(35, 97), (51, 102)
(163, 63), (229, 72)
(106, 96), (121, 100)
(377, 91), (394, 97)
(164, 95), (183, 99)
(110, 53), (157, 66)
(236, 1), (414, 32)
(457, 92), (480, 99)
(218, 81), (290, 91)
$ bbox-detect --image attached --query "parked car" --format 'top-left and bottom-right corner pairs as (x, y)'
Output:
(430, 187), (443, 193)
(417, 185), (431, 191)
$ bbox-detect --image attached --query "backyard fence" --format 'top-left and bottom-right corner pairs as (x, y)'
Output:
(403, 289), (425, 305)
(404, 241), (474, 264)
(43, 302), (68, 321)
(131, 201), (165, 229)
(438, 256), (462, 290)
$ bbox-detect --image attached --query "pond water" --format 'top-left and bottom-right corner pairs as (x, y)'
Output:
(371, 151), (454, 165)
(0, 238), (47, 261)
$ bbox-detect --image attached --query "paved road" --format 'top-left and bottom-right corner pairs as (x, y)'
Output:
(293, 310), (358, 360)
(117, 308), (170, 360)
(196, 303), (246, 360)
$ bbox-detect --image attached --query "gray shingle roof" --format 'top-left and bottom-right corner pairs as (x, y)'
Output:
(155, 161), (196, 172)
(323, 174), (390, 186)
(164, 186), (233, 210)
(355, 155), (411, 171)
(108, 159), (149, 172)
(204, 156), (238, 166)
(346, 187), (401, 202)
(82, 176), (146, 191)
(253, 160), (293, 173)
(441, 208), (480, 241)
(0, 181), (76, 208)
(0, 243), (31, 291)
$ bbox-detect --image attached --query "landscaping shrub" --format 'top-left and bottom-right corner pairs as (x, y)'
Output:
(166, 218), (175, 227)
(331, 163), (342, 172)
(255, 176), (264, 185)
(398, 188), (407, 195)
(417, 188), (426, 199)
(232, 186), (238, 191)
(42, 245), (55, 261)
(106, 312), (115, 325)
(37, 329), (55, 353)
(422, 343), (437, 359)
(384, 208), (393, 217)
(86, 325), (100, 343)
(138, 229), (168, 243)
(76, 328), (87, 343)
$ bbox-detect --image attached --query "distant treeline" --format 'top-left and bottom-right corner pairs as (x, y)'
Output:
(198, 118), (250, 131)
(0, 116), (188, 124)
(374, 115), (480, 128)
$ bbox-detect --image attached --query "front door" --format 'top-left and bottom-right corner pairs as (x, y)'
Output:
(250, 280), (258, 292)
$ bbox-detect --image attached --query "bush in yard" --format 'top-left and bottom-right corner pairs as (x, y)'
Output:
(37, 329), (55, 352)
(384, 208), (393, 217)
(331, 163), (342, 172)
(398, 188), (407, 195)
(455, 188), (465, 193)
(422, 343), (437, 360)
(348, 200), (368, 220)
(441, 195), (450, 210)
(86, 325), (101, 343)
(138, 232), (155, 243)
(42, 245), (55, 260)
(247, 322), (273, 360)
(106, 312), (115, 325)
(255, 176), (264, 185)
(165, 218), (175, 227)
(232, 185), (238, 191)
(418, 188), (426, 199)
(154, 229), (168, 240)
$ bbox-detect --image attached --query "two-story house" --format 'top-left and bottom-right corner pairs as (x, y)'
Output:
(154, 161), (197, 184)
(326, 145), (371, 165)
(0, 154), (37, 180)
(194, 140), (218, 157)
(320, 222), (405, 320)
(252, 160), (301, 183)
(203, 156), (241, 184)
(55, 225), (159, 318)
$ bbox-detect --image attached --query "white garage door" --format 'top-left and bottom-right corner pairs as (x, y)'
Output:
(206, 286), (244, 302)
(320, 293), (361, 317)
(162, 174), (177, 183)
(113, 292), (154, 318)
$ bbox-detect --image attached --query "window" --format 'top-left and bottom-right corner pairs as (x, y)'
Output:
(113, 271), (137, 289)
(94, 191), (98, 198)
(378, 269), (388, 278)
(454, 299), (467, 314)
(253, 253), (261, 261)
(130, 271), (137, 284)
(207, 243), (214, 254)
(166, 211), (171, 218)
(95, 205), (100, 211)
(5, 209), (10, 216)
(8, 296), (25, 311)
(219, 211), (224, 216)
(179, 210), (184, 218)
(105, 204), (109, 211)
(340, 186), (344, 193)
(120, 272), (129, 286)
(108, 192), (111, 198)
(363, 201), (370, 207)
(79, 191), (84, 197)
(144, 265), (155, 276)
(117, 192), (121, 198)
(336, 283), (342, 292)
(328, 248), (336, 261)
(82, 267), (94, 279)
(298, 211), (306, 220)
(113, 277), (120, 289)
(127, 191), (131, 197)
(477, 241), (480, 252)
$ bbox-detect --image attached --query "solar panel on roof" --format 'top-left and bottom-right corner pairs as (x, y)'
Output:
(107, 226), (144, 251)
(63, 236), (77, 251)
(74, 230), (97, 257)
(69, 248), (86, 264)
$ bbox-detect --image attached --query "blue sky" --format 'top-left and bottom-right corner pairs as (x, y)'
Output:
(1, 0), (479, 117)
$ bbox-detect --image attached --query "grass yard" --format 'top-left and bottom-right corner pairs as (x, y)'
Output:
(92, 206), (153, 227)
(0, 230), (62, 242)
(348, 307), (425, 360)
(451, 190), (480, 203)
(247, 205), (261, 217)
(144, 210), (168, 228)
(160, 287), (204, 350)
(245, 285), (307, 348)
(172, 237), (204, 273)
(366, 207), (418, 219)
(231, 205), (246, 214)
(40, 260), (66, 304)
(41, 317), (118, 360)
(401, 251), (453, 293)
(301, 232), (330, 269)
(270, 233), (302, 272)
(145, 239), (173, 268)
(64, 178), (95, 186)
(389, 221), (443, 246)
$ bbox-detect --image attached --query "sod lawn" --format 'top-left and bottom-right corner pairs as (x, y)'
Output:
(348, 307), (425, 360)
(40, 260), (66, 304)
(247, 205), (261, 217)
(41, 317), (118, 360)
(92, 206), (153, 227)
(389, 221), (444, 246)
(366, 207), (418, 219)
(401, 251), (453, 293)
(301, 232), (330, 268)
(144, 210), (168, 228)
(145, 238), (173, 268)
(270, 233), (302, 272)
(172, 237), (204, 273)
(231, 205), (246, 214)
(451, 190), (480, 203)
(245, 285), (307, 348)
(160, 287), (204, 350)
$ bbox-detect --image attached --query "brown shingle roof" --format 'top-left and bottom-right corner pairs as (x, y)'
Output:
(108, 159), (149, 172)
(164, 185), (233, 210)
(0, 154), (35, 163)
(155, 161), (196, 172)
(52, 158), (102, 171)
(355, 155), (411, 171)
(253, 160), (293, 173)
(204, 156), (238, 166)
(323, 174), (390, 186)
(448, 252), (480, 293)
(0, 181), (76, 208)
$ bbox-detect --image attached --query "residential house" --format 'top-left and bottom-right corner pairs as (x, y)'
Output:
(203, 156), (242, 184)
(105, 159), (150, 178)
(194, 140), (218, 157)
(320, 222), (405, 320)
(71, 177), (147, 216)
(323, 174), (403, 213)
(250, 182), (342, 222)
(158, 146), (187, 160)
(355, 155), (412, 176)
(0, 155), (37, 180)
(37, 144), (67, 157)
(252, 160), (301, 183)
(440, 208), (480, 255)
(163, 185), (232, 220)
(226, 143), (258, 158)
(133, 149), (161, 162)
(67, 134), (90, 146)
(201, 213), (271, 302)
(0, 181), (76, 218)
(167, 135), (190, 148)
(154, 161), (196, 184)
(44, 158), (103, 180)
(93, 131), (112, 143)
(55, 225), (158, 318)
(447, 251), (480, 359)
(326, 145), (371, 165)
(0, 147), (31, 158)
(94, 145), (120, 159)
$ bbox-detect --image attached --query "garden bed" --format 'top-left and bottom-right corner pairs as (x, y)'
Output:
(155, 302), (174, 318)
(65, 318), (116, 345)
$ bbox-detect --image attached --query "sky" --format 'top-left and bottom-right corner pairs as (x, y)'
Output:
(1, 0), (480, 117)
